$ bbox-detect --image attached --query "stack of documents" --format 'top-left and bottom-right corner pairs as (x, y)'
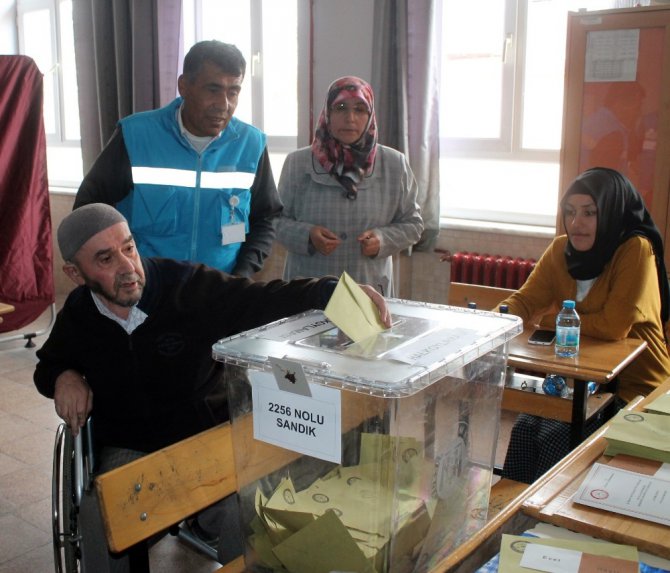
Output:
(572, 460), (670, 527)
(497, 533), (639, 572)
(645, 392), (670, 416)
(602, 409), (670, 462)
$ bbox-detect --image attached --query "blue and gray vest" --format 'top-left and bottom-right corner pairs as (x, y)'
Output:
(117, 98), (266, 273)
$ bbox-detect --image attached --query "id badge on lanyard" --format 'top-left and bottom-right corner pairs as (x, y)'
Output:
(222, 195), (246, 245)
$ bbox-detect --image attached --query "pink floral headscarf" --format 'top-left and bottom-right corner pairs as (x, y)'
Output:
(311, 76), (378, 200)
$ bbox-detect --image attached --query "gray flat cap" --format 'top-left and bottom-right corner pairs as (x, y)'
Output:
(58, 204), (127, 261)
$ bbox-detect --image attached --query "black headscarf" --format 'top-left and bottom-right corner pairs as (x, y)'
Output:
(561, 167), (669, 323)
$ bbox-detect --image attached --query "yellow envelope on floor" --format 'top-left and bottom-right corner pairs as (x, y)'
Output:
(324, 271), (386, 343)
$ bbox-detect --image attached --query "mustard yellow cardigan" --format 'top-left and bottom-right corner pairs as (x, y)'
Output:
(500, 235), (670, 401)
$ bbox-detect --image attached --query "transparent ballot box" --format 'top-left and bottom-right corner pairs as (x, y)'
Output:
(212, 300), (522, 573)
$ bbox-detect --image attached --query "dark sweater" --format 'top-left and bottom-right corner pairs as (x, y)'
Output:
(35, 258), (335, 452)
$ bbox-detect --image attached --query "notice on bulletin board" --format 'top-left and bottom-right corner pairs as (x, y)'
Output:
(585, 29), (639, 82)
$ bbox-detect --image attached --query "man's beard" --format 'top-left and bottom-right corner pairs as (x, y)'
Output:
(85, 273), (145, 308)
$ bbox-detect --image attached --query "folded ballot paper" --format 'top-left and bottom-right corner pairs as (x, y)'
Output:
(603, 409), (670, 463)
(324, 272), (387, 343)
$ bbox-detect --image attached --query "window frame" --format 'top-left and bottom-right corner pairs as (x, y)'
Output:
(438, 0), (617, 228)
(17, 0), (77, 148)
(185, 0), (302, 159)
(17, 0), (83, 188)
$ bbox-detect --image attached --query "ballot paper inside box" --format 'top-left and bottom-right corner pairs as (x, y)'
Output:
(212, 299), (522, 573)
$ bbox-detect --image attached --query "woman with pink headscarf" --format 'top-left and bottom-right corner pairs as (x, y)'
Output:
(276, 76), (423, 297)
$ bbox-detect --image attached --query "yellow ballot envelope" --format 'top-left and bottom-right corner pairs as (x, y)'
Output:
(324, 271), (387, 342)
(645, 393), (670, 416)
(603, 410), (670, 463)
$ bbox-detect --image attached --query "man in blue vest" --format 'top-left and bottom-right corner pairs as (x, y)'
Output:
(74, 40), (282, 277)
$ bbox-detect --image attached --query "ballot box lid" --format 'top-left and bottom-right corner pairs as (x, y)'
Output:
(212, 299), (522, 398)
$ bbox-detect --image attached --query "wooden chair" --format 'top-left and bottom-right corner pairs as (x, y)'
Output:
(95, 423), (245, 573)
(447, 282), (515, 311)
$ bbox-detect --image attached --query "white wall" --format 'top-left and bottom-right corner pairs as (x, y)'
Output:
(302, 0), (374, 145)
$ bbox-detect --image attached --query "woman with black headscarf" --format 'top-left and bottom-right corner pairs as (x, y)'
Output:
(276, 76), (423, 297)
(498, 167), (670, 483)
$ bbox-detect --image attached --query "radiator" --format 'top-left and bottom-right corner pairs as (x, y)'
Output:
(444, 251), (536, 290)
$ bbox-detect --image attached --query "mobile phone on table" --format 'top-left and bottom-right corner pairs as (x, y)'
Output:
(528, 329), (556, 345)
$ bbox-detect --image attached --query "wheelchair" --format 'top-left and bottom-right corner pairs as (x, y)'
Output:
(51, 418), (221, 572)
(51, 419), (94, 572)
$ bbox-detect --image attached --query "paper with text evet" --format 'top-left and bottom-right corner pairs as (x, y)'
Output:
(250, 370), (342, 464)
(324, 272), (386, 343)
(573, 462), (670, 526)
(520, 543), (638, 573)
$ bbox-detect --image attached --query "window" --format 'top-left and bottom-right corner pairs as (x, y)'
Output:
(183, 0), (300, 178)
(440, 0), (617, 227)
(17, 0), (83, 187)
(17, 0), (300, 189)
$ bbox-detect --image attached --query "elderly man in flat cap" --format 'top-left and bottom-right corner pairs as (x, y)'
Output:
(35, 203), (389, 571)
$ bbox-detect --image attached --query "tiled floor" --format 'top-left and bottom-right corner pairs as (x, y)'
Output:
(0, 300), (514, 572)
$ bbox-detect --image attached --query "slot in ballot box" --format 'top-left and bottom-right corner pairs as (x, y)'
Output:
(212, 300), (522, 573)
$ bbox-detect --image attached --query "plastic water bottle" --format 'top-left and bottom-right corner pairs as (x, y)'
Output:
(555, 300), (580, 357)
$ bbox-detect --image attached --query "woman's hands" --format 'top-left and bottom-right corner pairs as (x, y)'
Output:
(357, 230), (380, 257)
(309, 226), (341, 255)
(309, 226), (381, 258)
(54, 369), (93, 436)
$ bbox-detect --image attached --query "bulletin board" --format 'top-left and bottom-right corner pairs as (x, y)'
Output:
(559, 6), (670, 262)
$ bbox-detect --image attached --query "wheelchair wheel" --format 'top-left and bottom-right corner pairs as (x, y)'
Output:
(52, 423), (81, 572)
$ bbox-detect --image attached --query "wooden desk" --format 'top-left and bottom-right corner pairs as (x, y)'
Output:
(434, 377), (670, 572)
(0, 302), (14, 324)
(522, 387), (670, 559)
(506, 329), (647, 446)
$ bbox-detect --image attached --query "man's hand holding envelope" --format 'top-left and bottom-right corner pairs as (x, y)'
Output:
(325, 272), (392, 342)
